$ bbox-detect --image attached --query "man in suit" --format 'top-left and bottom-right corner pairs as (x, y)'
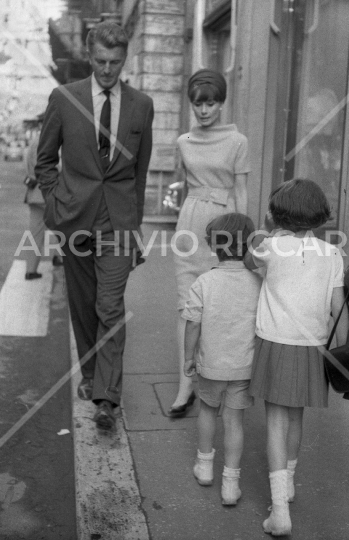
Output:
(35, 21), (154, 429)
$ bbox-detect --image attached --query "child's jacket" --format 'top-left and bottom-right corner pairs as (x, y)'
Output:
(182, 261), (262, 380)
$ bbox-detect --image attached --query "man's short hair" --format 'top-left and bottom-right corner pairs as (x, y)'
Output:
(86, 21), (128, 53)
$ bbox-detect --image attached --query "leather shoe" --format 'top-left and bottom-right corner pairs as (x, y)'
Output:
(168, 391), (196, 418)
(93, 400), (116, 430)
(25, 272), (42, 280)
(77, 377), (93, 400)
(52, 255), (64, 266)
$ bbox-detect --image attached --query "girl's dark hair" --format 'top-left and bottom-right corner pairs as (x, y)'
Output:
(86, 21), (128, 53)
(269, 178), (331, 231)
(206, 213), (255, 260)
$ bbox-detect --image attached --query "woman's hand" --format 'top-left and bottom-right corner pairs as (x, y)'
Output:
(184, 357), (196, 377)
(24, 177), (38, 188)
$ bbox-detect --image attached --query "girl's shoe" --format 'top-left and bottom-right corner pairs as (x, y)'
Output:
(221, 466), (241, 505)
(263, 470), (292, 536)
(193, 449), (215, 486)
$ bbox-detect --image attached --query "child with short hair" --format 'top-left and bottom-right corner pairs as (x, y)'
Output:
(244, 178), (348, 536)
(183, 213), (261, 505)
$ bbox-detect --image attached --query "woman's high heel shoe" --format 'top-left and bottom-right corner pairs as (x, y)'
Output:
(168, 391), (196, 418)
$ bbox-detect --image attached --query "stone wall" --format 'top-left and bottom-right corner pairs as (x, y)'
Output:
(122, 0), (186, 215)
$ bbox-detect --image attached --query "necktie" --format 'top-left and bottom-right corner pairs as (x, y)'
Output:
(98, 90), (111, 171)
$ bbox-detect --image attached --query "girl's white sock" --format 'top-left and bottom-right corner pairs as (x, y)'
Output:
(263, 469), (292, 536)
(287, 459), (298, 502)
(193, 449), (215, 486)
(221, 466), (241, 505)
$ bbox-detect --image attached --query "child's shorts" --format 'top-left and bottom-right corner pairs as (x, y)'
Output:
(197, 375), (254, 409)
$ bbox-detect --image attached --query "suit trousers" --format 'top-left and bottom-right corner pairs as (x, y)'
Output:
(62, 231), (133, 405)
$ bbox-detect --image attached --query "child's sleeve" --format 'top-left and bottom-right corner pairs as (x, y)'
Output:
(251, 237), (271, 268)
(181, 279), (203, 322)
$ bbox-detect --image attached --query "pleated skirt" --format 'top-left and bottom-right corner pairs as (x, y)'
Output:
(249, 337), (328, 408)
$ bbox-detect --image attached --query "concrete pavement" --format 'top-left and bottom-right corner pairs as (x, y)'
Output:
(74, 222), (349, 539)
(119, 227), (349, 540)
(1, 161), (349, 539)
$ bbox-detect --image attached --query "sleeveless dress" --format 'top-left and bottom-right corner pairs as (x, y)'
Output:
(174, 124), (250, 310)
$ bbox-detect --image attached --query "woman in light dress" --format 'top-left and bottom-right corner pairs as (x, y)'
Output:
(169, 69), (251, 417)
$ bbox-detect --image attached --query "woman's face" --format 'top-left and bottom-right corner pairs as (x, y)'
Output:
(191, 99), (222, 128)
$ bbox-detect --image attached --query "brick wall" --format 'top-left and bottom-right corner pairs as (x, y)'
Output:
(122, 0), (186, 215)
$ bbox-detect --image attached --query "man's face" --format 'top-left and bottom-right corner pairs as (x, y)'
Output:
(89, 42), (127, 89)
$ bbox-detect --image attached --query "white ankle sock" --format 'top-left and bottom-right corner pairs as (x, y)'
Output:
(222, 466), (240, 478)
(287, 459), (298, 472)
(287, 458), (298, 502)
(193, 449), (215, 485)
(221, 466), (241, 505)
(197, 449), (215, 460)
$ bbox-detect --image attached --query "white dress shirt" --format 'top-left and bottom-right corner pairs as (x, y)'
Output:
(91, 73), (121, 161)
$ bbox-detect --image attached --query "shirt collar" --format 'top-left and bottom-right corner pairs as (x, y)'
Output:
(212, 260), (246, 270)
(91, 73), (120, 97)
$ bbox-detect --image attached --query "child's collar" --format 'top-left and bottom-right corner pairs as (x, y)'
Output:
(212, 260), (246, 269)
(269, 228), (315, 239)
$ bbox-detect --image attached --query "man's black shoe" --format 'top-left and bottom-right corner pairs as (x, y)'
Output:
(93, 400), (116, 430)
(25, 272), (42, 280)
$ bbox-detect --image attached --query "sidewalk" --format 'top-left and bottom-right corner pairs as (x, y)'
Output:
(73, 224), (349, 540)
(1, 164), (348, 539)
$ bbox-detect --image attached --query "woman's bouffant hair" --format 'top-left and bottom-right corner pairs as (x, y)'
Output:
(187, 69), (227, 103)
(86, 21), (128, 53)
(269, 178), (331, 232)
(206, 213), (255, 260)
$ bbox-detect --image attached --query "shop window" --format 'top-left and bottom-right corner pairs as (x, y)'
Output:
(272, 0), (349, 227)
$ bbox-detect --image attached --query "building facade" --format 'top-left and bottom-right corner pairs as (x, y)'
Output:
(120, 0), (186, 214)
(0, 0), (56, 133)
(179, 0), (349, 241)
(48, 0), (349, 243)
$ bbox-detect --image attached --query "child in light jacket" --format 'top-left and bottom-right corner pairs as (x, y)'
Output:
(183, 212), (261, 505)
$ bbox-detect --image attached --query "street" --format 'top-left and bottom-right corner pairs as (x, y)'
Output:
(0, 160), (349, 539)
(0, 159), (76, 539)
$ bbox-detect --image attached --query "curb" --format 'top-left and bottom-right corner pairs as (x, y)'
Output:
(70, 323), (149, 540)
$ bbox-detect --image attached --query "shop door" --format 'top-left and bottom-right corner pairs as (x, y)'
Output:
(272, 0), (349, 229)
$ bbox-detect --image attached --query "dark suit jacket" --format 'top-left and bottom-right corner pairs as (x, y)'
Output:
(35, 77), (154, 247)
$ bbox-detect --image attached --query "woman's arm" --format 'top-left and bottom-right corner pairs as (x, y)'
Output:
(331, 287), (349, 347)
(184, 320), (201, 376)
(234, 173), (248, 214)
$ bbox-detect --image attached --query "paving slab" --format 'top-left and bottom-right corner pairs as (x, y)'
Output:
(123, 374), (198, 432)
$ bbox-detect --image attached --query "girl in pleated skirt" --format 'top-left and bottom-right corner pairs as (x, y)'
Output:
(244, 178), (348, 536)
